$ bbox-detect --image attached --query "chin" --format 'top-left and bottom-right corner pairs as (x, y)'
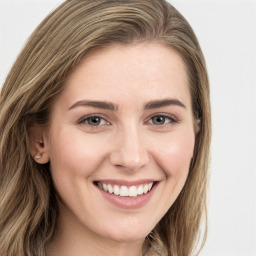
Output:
(107, 233), (146, 244)
(101, 225), (151, 243)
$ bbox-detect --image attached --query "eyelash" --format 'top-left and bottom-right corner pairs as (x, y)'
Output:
(77, 113), (179, 129)
(146, 113), (178, 126)
(78, 115), (110, 128)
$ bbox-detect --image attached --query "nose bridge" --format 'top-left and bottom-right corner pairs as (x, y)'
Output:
(110, 122), (149, 171)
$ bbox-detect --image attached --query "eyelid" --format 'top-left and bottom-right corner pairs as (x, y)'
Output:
(77, 114), (110, 126)
(76, 112), (179, 129)
(145, 113), (179, 125)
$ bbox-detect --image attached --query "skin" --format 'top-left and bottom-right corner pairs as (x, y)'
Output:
(32, 43), (197, 256)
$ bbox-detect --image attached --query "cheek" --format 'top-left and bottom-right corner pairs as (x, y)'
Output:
(154, 131), (195, 177)
(48, 129), (109, 177)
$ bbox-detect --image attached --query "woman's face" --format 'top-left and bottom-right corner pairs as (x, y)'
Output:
(43, 43), (196, 243)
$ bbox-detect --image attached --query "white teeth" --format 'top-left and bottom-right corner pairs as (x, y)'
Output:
(120, 186), (129, 196)
(113, 185), (119, 195)
(103, 183), (108, 192)
(98, 182), (154, 197)
(129, 186), (137, 197)
(137, 185), (144, 195)
(143, 184), (149, 194)
(107, 184), (113, 194)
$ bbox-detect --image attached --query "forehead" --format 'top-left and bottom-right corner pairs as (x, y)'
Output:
(59, 43), (191, 109)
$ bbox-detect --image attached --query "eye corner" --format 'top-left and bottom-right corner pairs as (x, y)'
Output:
(77, 115), (111, 131)
(144, 113), (180, 130)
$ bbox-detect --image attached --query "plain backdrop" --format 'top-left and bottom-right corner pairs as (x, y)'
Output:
(0, 0), (255, 255)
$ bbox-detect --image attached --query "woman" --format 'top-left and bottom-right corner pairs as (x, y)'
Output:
(0, 0), (211, 255)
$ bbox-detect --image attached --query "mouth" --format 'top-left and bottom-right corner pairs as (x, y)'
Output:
(94, 181), (155, 198)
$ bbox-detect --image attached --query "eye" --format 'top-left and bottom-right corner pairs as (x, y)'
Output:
(148, 114), (177, 126)
(78, 115), (110, 127)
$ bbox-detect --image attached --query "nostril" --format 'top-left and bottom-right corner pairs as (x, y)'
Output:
(109, 152), (149, 171)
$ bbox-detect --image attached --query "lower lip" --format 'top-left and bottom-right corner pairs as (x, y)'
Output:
(96, 184), (157, 210)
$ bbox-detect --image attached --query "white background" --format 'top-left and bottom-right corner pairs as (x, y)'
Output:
(0, 0), (255, 255)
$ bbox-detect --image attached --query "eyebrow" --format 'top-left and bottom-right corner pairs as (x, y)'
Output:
(144, 98), (186, 110)
(68, 98), (186, 111)
(69, 100), (118, 111)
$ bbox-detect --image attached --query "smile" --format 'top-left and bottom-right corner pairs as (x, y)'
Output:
(96, 182), (154, 197)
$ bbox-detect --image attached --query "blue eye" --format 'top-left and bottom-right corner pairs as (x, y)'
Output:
(149, 115), (177, 126)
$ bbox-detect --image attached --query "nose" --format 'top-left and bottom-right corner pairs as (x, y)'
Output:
(109, 126), (149, 172)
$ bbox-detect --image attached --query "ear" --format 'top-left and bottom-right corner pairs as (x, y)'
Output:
(28, 125), (50, 164)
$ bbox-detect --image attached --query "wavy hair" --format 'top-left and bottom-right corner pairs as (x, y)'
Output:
(0, 0), (211, 255)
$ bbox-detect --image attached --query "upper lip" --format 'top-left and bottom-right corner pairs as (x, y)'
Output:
(94, 179), (159, 186)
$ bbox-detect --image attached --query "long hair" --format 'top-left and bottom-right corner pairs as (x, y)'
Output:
(0, 1), (211, 255)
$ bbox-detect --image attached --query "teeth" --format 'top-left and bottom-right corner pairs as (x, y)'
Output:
(129, 186), (137, 197)
(120, 186), (129, 196)
(103, 183), (108, 192)
(107, 184), (113, 194)
(137, 185), (144, 195)
(97, 182), (154, 197)
(143, 184), (149, 194)
(113, 185), (119, 195)
(98, 182), (103, 190)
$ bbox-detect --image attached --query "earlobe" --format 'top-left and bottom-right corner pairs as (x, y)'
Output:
(28, 125), (50, 164)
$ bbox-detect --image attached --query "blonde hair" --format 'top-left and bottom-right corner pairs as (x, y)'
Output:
(0, 0), (211, 255)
